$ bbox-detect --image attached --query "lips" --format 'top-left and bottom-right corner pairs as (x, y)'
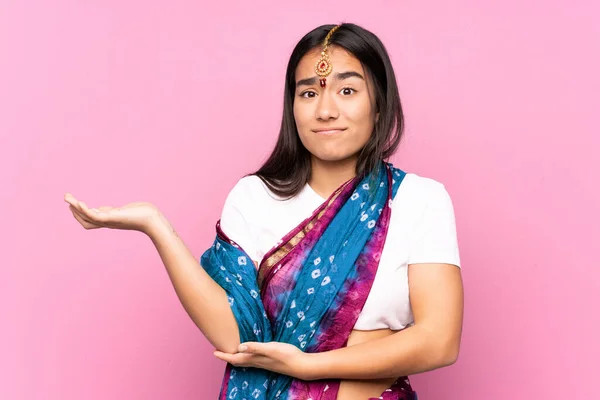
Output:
(312, 128), (347, 135)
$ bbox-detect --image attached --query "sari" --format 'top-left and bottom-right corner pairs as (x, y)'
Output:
(201, 162), (417, 400)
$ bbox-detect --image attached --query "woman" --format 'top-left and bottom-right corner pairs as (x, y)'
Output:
(65, 23), (463, 400)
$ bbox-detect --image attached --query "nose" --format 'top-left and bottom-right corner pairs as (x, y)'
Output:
(315, 91), (339, 121)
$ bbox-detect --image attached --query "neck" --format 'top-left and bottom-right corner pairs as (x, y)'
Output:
(308, 156), (358, 199)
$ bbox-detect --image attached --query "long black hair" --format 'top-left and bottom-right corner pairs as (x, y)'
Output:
(254, 23), (404, 198)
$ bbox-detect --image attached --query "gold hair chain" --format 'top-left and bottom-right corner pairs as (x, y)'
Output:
(315, 25), (341, 88)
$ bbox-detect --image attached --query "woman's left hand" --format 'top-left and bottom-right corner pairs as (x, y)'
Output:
(214, 342), (315, 381)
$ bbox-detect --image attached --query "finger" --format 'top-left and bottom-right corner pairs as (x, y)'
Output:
(70, 205), (95, 225)
(239, 342), (263, 354)
(73, 201), (96, 222)
(213, 351), (231, 363)
(67, 196), (87, 216)
(78, 201), (112, 224)
(70, 204), (105, 227)
(213, 351), (254, 367)
(69, 206), (99, 229)
(66, 195), (113, 228)
(69, 205), (90, 222)
(64, 193), (79, 207)
(65, 194), (103, 214)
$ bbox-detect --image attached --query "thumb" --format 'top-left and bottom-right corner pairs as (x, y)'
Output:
(239, 342), (263, 354)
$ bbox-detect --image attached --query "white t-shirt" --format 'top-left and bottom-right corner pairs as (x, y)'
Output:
(219, 172), (461, 331)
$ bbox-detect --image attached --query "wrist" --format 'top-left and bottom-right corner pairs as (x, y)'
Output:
(144, 208), (171, 238)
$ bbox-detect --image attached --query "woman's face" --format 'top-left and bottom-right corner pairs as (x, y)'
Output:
(293, 46), (378, 164)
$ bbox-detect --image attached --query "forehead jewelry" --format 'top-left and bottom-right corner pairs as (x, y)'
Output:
(315, 25), (341, 88)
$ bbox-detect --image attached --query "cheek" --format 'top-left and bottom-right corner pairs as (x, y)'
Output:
(293, 106), (313, 148)
(293, 103), (310, 130)
(346, 101), (376, 134)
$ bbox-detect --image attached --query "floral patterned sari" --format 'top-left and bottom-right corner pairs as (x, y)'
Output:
(201, 162), (416, 400)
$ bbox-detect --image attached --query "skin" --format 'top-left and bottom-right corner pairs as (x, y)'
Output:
(295, 46), (401, 396)
(65, 45), (464, 400)
(214, 46), (463, 399)
(63, 197), (242, 354)
(292, 45), (379, 198)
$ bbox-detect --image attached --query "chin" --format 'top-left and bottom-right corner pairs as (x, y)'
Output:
(311, 150), (359, 164)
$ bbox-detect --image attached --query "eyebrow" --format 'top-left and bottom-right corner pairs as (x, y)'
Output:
(296, 71), (365, 88)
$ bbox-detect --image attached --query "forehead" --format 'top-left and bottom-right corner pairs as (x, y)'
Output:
(295, 45), (364, 80)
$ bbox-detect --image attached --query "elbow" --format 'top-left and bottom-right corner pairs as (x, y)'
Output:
(435, 337), (460, 368)
(217, 342), (242, 354)
(423, 328), (460, 369)
(439, 346), (459, 367)
(207, 330), (241, 354)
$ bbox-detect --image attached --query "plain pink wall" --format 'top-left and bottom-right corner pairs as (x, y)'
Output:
(1, 1), (598, 399)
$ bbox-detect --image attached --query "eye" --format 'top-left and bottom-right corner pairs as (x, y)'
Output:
(340, 87), (356, 96)
(300, 90), (317, 98)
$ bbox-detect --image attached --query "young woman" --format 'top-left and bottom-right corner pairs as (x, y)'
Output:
(65, 23), (463, 400)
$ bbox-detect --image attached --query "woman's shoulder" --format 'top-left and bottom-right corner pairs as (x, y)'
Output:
(224, 174), (285, 211)
(390, 171), (456, 225)
(396, 172), (450, 201)
(391, 171), (461, 267)
(227, 174), (271, 197)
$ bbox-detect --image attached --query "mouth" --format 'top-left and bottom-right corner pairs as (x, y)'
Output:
(312, 128), (347, 136)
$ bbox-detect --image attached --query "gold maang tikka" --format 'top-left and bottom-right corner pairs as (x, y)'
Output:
(315, 25), (341, 88)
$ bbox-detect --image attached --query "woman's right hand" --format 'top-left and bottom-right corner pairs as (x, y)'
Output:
(64, 193), (162, 235)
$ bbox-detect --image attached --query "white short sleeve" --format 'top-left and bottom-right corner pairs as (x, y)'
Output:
(408, 182), (461, 267)
(219, 178), (261, 262)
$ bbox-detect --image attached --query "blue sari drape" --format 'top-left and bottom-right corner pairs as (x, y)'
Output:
(201, 162), (415, 400)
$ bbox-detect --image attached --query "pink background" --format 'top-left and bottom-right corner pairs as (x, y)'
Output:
(1, 1), (598, 399)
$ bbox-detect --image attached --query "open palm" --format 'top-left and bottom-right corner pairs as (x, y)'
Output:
(64, 193), (159, 233)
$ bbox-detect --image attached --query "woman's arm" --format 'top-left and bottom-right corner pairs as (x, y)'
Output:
(308, 262), (463, 380)
(148, 212), (241, 354)
(213, 262), (463, 380)
(65, 194), (241, 353)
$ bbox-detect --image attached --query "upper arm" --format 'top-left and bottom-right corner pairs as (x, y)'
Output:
(406, 182), (463, 358)
(408, 263), (463, 352)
